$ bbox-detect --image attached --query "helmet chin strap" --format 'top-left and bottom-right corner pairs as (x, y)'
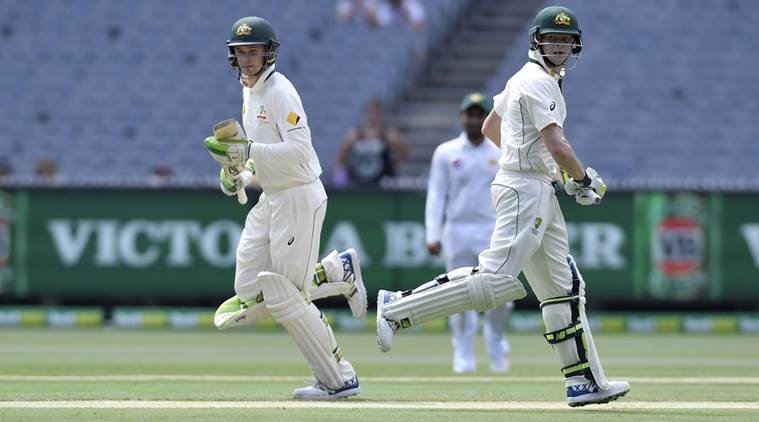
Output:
(528, 49), (565, 77)
(238, 63), (270, 87)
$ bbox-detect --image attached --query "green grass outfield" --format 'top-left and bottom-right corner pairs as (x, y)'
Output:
(0, 329), (758, 420)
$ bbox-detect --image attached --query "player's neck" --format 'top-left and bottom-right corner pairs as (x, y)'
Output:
(240, 74), (261, 88)
(467, 134), (485, 146)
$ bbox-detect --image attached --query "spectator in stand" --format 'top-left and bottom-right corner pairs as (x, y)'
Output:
(337, 0), (425, 32)
(150, 163), (173, 187)
(366, 0), (425, 32)
(336, 0), (371, 25)
(0, 158), (11, 182)
(35, 157), (58, 183)
(334, 99), (408, 187)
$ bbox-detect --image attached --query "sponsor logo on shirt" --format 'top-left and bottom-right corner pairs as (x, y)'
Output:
(256, 105), (267, 120)
(532, 217), (543, 234)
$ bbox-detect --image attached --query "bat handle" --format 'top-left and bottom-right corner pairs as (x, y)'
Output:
(237, 187), (248, 205)
(588, 190), (601, 204)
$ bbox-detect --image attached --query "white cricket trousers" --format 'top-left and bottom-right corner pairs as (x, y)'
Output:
(234, 180), (327, 295)
(478, 173), (574, 302)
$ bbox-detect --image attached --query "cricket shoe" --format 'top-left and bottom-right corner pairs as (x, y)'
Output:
(376, 289), (401, 352)
(489, 357), (510, 373)
(566, 380), (630, 407)
(452, 356), (476, 373)
(341, 249), (368, 319)
(292, 376), (360, 400)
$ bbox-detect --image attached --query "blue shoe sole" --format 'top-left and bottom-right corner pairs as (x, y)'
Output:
(567, 387), (629, 407)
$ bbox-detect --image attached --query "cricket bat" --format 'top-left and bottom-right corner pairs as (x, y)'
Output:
(212, 119), (248, 205)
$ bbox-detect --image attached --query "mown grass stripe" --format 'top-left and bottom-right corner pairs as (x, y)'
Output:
(0, 400), (758, 410)
(2, 375), (759, 384)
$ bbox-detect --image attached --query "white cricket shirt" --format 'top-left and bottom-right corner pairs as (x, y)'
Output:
(492, 50), (566, 181)
(425, 132), (501, 243)
(242, 65), (322, 193)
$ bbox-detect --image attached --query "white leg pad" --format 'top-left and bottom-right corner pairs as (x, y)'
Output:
(383, 269), (526, 328)
(258, 271), (354, 389)
(578, 300), (609, 389)
(309, 250), (351, 300)
(540, 255), (609, 390)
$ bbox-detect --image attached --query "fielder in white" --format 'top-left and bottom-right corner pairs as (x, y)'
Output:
(205, 16), (367, 400)
(377, 6), (630, 407)
(426, 93), (512, 373)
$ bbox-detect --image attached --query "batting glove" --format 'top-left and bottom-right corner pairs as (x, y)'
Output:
(219, 168), (238, 196)
(204, 136), (250, 166)
(218, 159), (256, 197)
(563, 167), (606, 205)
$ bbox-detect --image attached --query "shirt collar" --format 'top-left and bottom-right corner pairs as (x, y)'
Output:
(528, 50), (563, 81)
(242, 65), (276, 92)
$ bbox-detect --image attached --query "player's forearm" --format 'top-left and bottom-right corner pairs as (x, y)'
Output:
(548, 141), (584, 181)
(541, 124), (584, 180)
(482, 110), (501, 147)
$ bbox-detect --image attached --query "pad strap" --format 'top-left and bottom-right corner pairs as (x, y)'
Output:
(544, 322), (584, 344)
(539, 295), (579, 308)
(562, 360), (592, 378)
(541, 293), (593, 381)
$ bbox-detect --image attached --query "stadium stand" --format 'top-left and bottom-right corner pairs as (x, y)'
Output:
(482, 0), (758, 190)
(1, 0), (757, 190)
(0, 0), (467, 184)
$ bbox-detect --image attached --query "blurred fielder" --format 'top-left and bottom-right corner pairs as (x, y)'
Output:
(377, 6), (630, 406)
(205, 16), (366, 400)
(426, 93), (512, 373)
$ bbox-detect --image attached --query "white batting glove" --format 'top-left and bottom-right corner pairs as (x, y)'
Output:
(563, 167), (606, 205)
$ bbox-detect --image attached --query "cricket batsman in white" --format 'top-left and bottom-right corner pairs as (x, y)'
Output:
(376, 6), (630, 406)
(205, 16), (366, 400)
(426, 93), (512, 373)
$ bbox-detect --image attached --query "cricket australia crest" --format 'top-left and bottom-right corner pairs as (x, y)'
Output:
(236, 23), (252, 37)
(554, 13), (571, 26)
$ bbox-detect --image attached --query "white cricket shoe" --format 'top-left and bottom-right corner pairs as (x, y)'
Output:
(489, 357), (510, 373)
(376, 289), (400, 352)
(566, 380), (630, 407)
(453, 356), (476, 373)
(340, 249), (368, 319)
(292, 376), (360, 400)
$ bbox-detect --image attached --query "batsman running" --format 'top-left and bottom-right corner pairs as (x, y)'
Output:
(376, 6), (630, 406)
(204, 16), (366, 400)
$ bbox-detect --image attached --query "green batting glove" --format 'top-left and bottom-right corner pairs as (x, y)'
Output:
(244, 158), (256, 175)
(219, 168), (238, 196)
(204, 136), (249, 166)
